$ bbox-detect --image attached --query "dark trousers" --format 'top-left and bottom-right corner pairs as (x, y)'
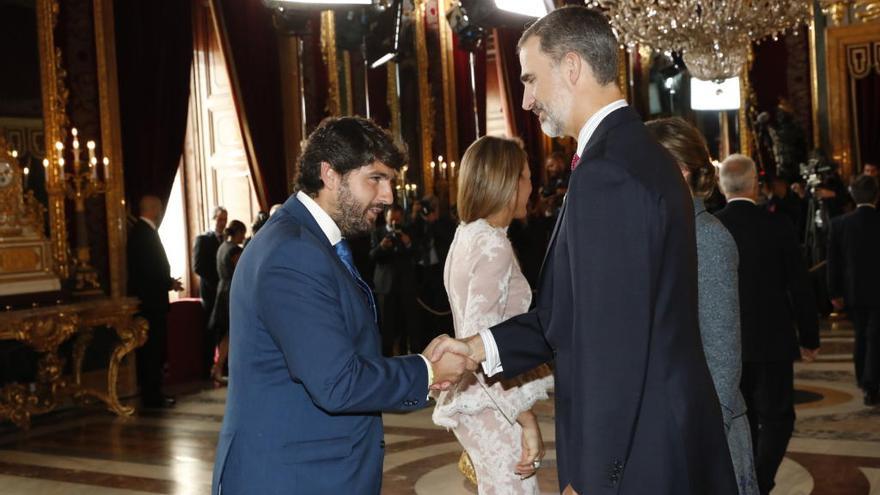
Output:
(741, 361), (795, 495)
(851, 308), (880, 392)
(376, 287), (417, 356)
(136, 310), (168, 402)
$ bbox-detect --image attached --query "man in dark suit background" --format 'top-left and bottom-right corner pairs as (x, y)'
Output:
(827, 174), (880, 405)
(716, 154), (821, 494)
(191, 206), (226, 377)
(127, 195), (183, 408)
(370, 204), (417, 356)
(430, 7), (737, 494)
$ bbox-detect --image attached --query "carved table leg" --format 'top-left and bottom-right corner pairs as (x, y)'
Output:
(72, 327), (95, 387)
(104, 316), (148, 416)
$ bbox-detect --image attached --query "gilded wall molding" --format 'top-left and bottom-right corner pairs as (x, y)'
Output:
(438, 0), (458, 163)
(36, 0), (70, 280)
(92, 0), (127, 298)
(825, 21), (879, 176)
(739, 48), (753, 157)
(321, 10), (341, 116)
(414, 0), (434, 195)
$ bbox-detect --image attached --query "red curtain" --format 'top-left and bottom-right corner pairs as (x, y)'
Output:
(114, 0), (193, 207)
(855, 72), (880, 168)
(493, 28), (543, 172)
(212, 0), (288, 208)
(453, 34), (486, 158)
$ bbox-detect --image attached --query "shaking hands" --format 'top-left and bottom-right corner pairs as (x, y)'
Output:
(420, 334), (487, 391)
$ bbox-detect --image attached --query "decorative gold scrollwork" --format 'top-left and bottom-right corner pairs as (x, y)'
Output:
(847, 43), (874, 78)
(0, 298), (147, 429)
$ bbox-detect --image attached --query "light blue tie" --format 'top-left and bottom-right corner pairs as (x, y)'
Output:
(334, 239), (377, 322)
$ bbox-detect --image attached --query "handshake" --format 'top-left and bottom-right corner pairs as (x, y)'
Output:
(421, 334), (487, 391)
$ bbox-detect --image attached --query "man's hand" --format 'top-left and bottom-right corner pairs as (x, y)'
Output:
(831, 298), (845, 311)
(170, 278), (183, 291)
(380, 237), (394, 250)
(421, 335), (477, 390)
(800, 347), (821, 362)
(425, 349), (472, 390)
(425, 334), (486, 364)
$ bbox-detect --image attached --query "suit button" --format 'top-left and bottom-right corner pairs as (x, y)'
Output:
(380, 440), (386, 449)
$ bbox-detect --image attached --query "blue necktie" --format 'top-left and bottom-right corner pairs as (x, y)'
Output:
(334, 240), (377, 322)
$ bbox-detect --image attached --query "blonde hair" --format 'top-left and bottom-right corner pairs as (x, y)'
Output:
(457, 136), (528, 224)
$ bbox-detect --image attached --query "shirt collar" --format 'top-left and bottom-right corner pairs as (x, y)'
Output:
(296, 191), (343, 246)
(727, 197), (757, 206)
(575, 99), (628, 157)
(140, 216), (157, 230)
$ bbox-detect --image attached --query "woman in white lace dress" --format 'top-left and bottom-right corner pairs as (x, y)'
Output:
(433, 136), (553, 494)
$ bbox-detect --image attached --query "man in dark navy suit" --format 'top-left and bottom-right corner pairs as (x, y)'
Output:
(716, 154), (820, 494)
(212, 117), (474, 495)
(127, 195), (183, 408)
(828, 174), (880, 405)
(429, 7), (736, 495)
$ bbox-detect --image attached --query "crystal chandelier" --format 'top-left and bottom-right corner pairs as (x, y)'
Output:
(590, 0), (810, 81)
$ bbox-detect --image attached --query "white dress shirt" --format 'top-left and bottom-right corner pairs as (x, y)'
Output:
(478, 99), (629, 376)
(296, 192), (434, 385)
(726, 197), (757, 206)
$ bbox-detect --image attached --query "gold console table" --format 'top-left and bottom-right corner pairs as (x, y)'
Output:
(0, 297), (147, 428)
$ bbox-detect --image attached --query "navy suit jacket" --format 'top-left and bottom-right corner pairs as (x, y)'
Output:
(212, 195), (429, 495)
(827, 205), (880, 309)
(490, 107), (737, 494)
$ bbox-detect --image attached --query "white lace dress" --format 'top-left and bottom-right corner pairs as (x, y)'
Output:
(433, 219), (553, 495)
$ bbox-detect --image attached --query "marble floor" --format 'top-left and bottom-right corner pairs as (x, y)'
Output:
(0, 320), (877, 494)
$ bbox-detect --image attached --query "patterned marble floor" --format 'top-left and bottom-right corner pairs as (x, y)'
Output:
(0, 321), (876, 494)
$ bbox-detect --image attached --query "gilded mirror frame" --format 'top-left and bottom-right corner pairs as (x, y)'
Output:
(35, 0), (70, 280)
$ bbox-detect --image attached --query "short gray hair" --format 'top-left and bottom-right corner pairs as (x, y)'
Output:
(518, 6), (619, 86)
(719, 154), (757, 196)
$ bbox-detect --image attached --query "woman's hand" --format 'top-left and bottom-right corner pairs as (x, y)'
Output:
(515, 410), (544, 479)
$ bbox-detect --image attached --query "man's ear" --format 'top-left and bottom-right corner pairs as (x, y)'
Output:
(320, 161), (340, 192)
(564, 52), (582, 87)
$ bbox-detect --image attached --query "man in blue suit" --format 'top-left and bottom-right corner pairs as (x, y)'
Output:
(429, 7), (737, 495)
(212, 117), (474, 494)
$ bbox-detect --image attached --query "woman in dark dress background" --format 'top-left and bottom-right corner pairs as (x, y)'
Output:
(209, 220), (246, 384)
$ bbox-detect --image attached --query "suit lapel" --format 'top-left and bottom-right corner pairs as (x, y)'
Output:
(537, 107), (638, 278)
(283, 196), (377, 323)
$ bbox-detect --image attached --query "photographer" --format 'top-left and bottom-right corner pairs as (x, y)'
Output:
(369, 205), (417, 356)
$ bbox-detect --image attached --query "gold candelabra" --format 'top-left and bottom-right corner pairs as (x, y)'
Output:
(45, 127), (110, 296)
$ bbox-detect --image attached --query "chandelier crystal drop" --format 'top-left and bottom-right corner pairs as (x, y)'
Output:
(590, 0), (810, 81)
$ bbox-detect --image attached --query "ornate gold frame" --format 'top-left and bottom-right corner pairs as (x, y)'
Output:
(825, 20), (880, 177)
(36, 0), (70, 280)
(321, 10), (341, 116)
(93, 0), (127, 298)
(438, 0), (458, 163)
(414, 0), (434, 195)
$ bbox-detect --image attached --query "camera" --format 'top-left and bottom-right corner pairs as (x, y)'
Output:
(799, 152), (835, 190)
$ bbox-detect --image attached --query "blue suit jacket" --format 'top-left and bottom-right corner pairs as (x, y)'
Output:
(212, 195), (429, 495)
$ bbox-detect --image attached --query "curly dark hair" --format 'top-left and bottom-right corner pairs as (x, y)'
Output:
(295, 116), (406, 196)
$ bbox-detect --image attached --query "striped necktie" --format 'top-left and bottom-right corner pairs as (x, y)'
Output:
(571, 153), (581, 171)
